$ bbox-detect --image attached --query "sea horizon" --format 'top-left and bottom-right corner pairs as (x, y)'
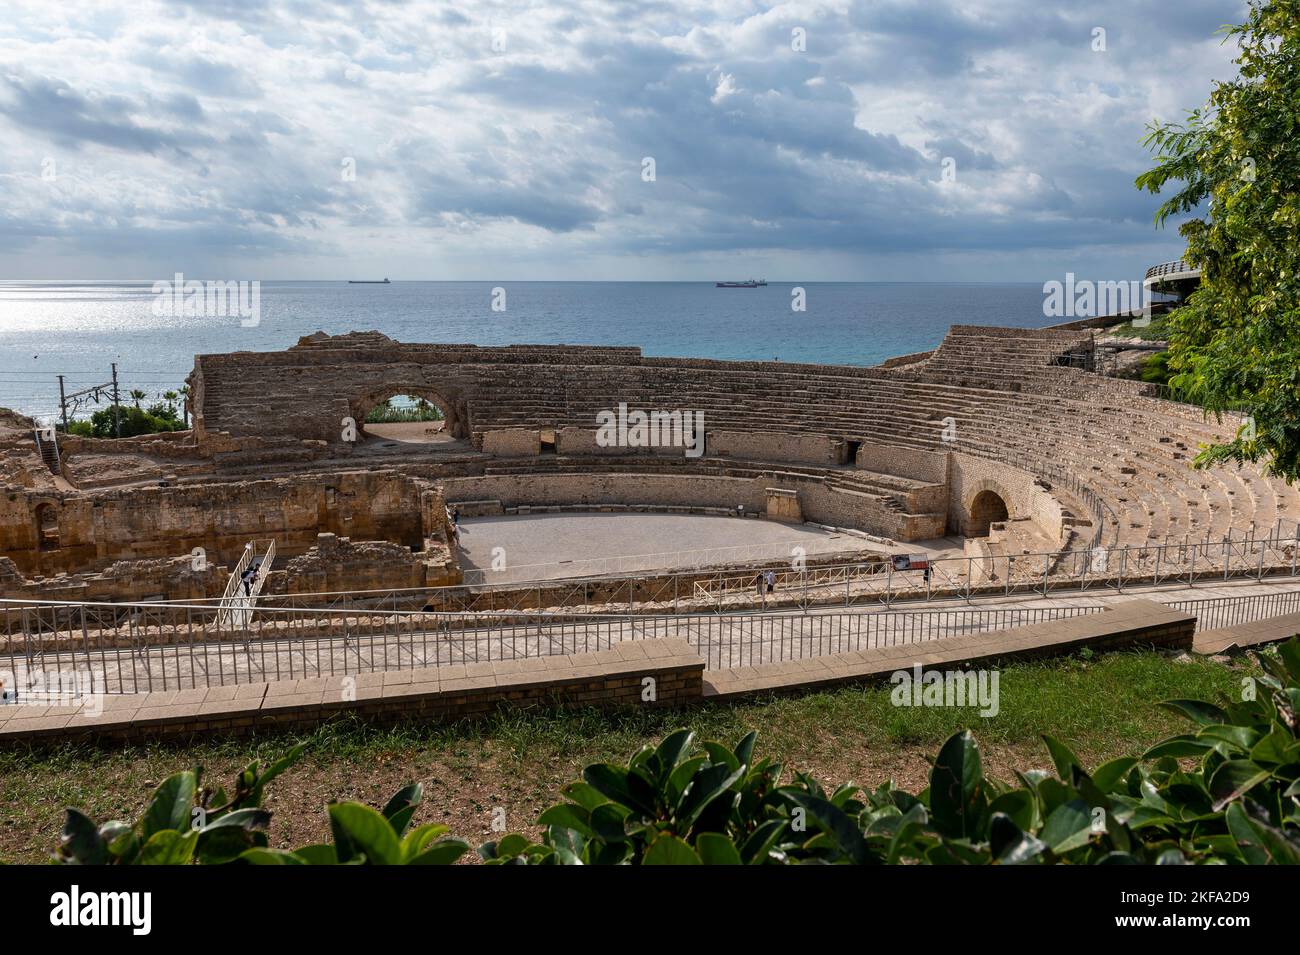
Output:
(0, 279), (1065, 421)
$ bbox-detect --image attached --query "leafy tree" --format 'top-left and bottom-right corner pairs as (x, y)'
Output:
(1139, 351), (1173, 386)
(87, 403), (181, 439)
(365, 396), (444, 424)
(1136, 0), (1300, 482)
(145, 401), (180, 423)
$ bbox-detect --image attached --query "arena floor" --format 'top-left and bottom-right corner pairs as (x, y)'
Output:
(456, 512), (933, 583)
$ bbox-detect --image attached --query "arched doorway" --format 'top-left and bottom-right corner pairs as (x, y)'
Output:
(366, 395), (445, 443)
(967, 489), (1009, 537)
(352, 386), (465, 444)
(35, 502), (59, 550)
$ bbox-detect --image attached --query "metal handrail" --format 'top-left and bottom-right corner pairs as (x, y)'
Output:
(7, 581), (1300, 693)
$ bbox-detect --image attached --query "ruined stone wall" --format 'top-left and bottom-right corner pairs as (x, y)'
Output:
(272, 533), (459, 595)
(554, 429), (701, 458)
(856, 443), (948, 484)
(0, 471), (449, 578)
(707, 431), (838, 465)
(481, 429), (541, 456)
(59, 432), (196, 458)
(552, 428), (835, 465)
(0, 410), (53, 492)
(189, 336), (649, 449)
(440, 471), (936, 540)
(0, 555), (225, 604)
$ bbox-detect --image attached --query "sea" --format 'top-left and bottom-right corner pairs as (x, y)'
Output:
(0, 280), (1052, 422)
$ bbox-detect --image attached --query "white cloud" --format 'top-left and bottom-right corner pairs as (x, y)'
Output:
(0, 0), (1248, 279)
(711, 70), (741, 103)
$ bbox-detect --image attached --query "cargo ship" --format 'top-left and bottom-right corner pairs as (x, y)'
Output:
(715, 279), (767, 288)
(348, 278), (391, 284)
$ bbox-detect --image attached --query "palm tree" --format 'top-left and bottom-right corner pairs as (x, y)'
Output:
(129, 389), (146, 410)
(178, 385), (190, 427)
(163, 391), (179, 419)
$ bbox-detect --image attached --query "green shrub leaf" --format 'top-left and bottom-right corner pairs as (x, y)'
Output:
(58, 810), (108, 865)
(134, 828), (199, 865)
(1160, 699), (1229, 726)
(1040, 799), (1094, 855)
(1208, 760), (1272, 812)
(695, 832), (742, 865)
(141, 771), (197, 842)
(327, 803), (401, 865)
(643, 834), (700, 865)
(929, 731), (985, 840)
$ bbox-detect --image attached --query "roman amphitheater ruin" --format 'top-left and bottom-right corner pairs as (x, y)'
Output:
(3, 322), (1299, 739)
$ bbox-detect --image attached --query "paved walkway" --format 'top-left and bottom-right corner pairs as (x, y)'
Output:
(9, 576), (1298, 695)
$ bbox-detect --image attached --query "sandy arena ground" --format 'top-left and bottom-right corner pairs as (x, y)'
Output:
(455, 511), (913, 582)
(363, 421), (451, 444)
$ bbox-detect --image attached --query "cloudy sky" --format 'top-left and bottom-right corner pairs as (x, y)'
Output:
(0, 0), (1246, 282)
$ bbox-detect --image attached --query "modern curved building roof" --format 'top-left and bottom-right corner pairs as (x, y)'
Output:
(1143, 259), (1201, 290)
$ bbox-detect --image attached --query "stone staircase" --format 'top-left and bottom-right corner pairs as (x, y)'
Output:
(216, 539), (276, 630)
(32, 429), (60, 475)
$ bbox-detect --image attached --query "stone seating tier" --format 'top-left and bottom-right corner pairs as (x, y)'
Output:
(185, 327), (1300, 554)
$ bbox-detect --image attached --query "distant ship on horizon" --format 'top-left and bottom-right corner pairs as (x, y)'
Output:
(716, 278), (767, 288)
(348, 277), (391, 284)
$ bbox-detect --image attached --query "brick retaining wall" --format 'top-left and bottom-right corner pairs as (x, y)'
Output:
(0, 639), (703, 744)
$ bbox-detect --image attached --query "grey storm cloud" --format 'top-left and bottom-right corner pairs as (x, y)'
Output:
(0, 71), (214, 154)
(0, 0), (1249, 276)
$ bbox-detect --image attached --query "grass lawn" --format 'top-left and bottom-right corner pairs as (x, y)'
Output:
(0, 649), (1248, 863)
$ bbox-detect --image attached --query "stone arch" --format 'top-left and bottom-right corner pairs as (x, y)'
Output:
(350, 384), (467, 440)
(34, 501), (59, 550)
(961, 480), (1011, 537)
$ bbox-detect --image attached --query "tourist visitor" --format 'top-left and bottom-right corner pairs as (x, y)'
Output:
(764, 569), (776, 594)
(0, 676), (14, 704)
